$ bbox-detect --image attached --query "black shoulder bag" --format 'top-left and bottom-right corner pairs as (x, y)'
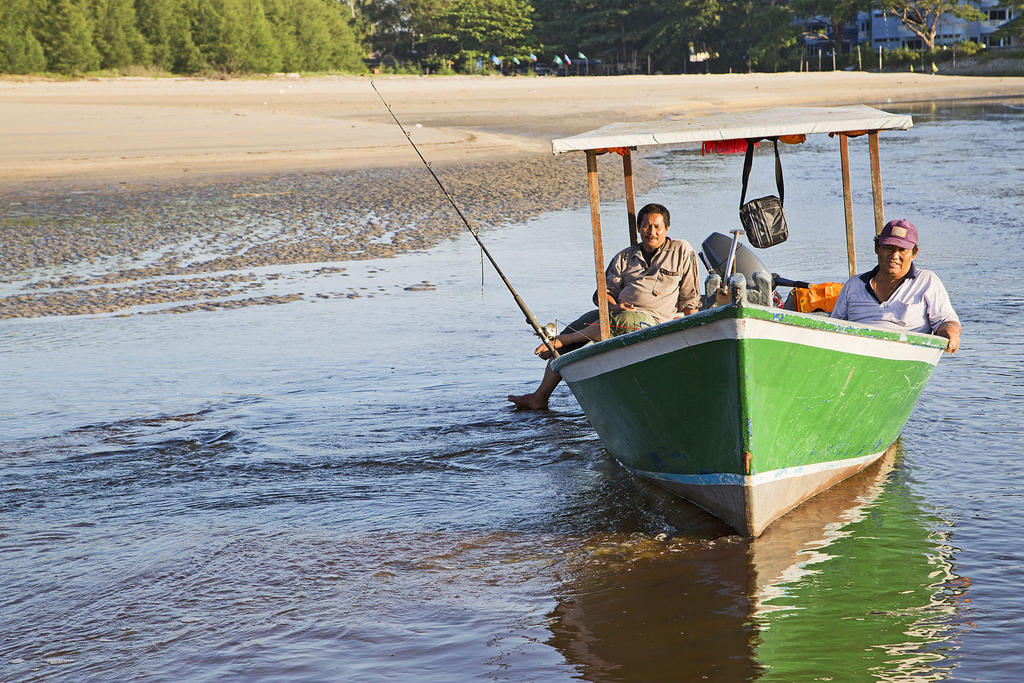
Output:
(739, 138), (789, 249)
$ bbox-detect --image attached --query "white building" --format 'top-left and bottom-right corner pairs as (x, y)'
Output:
(868, 2), (1017, 50)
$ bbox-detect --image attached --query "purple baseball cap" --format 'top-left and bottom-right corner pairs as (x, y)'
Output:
(878, 219), (918, 249)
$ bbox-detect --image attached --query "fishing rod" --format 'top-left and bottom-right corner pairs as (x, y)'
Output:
(370, 80), (559, 359)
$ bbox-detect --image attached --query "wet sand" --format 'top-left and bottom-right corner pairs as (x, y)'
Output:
(0, 156), (658, 318)
(2, 73), (1023, 318)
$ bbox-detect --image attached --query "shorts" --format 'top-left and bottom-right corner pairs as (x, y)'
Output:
(560, 308), (658, 353)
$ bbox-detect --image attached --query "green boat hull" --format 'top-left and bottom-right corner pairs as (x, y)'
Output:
(550, 304), (946, 536)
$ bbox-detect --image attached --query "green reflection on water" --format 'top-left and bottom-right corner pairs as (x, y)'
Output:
(752, 446), (967, 680)
(545, 444), (969, 681)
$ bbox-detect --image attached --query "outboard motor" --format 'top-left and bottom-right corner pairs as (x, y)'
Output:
(701, 232), (770, 282)
(700, 232), (775, 307)
(699, 232), (814, 309)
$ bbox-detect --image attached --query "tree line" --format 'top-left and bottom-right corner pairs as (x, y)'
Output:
(1, 0), (1021, 76)
(0, 0), (364, 74)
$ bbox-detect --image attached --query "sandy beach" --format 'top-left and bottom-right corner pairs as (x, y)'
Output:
(2, 72), (1023, 318)
(3, 72), (1024, 184)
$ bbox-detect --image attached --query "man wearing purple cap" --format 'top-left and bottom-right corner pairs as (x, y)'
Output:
(831, 219), (961, 353)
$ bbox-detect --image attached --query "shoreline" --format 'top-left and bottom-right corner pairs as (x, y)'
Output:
(2, 72), (1023, 189)
(2, 73), (1023, 319)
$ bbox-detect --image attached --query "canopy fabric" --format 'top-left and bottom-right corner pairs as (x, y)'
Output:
(550, 105), (912, 154)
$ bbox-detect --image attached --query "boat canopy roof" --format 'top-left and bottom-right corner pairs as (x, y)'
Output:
(550, 105), (912, 154)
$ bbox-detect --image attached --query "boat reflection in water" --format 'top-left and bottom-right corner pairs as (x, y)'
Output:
(545, 443), (969, 679)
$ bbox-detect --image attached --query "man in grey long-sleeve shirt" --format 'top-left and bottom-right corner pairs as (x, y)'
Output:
(604, 229), (702, 323)
(508, 203), (701, 410)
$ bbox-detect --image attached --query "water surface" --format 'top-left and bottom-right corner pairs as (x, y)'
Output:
(2, 99), (1022, 680)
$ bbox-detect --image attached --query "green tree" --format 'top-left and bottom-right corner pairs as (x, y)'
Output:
(268, 0), (363, 71)
(876, 0), (984, 50)
(319, 0), (367, 70)
(569, 0), (643, 66)
(530, 0), (570, 55)
(432, 0), (534, 69)
(360, 0), (447, 64)
(37, 0), (102, 72)
(136, 0), (205, 72)
(532, 0), (649, 70)
(263, 0), (299, 65)
(695, 0), (800, 72)
(90, 0), (150, 69)
(532, 0), (787, 75)
(791, 0), (870, 58)
(0, 0), (47, 73)
(191, 0), (285, 72)
(746, 2), (801, 71)
(192, 0), (246, 70)
(704, 0), (754, 71)
(643, 0), (723, 73)
(241, 0), (283, 72)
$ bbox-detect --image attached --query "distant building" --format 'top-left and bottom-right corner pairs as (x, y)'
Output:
(868, 2), (1017, 50)
(796, 2), (1017, 55)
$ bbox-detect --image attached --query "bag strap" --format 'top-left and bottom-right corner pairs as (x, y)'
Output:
(740, 138), (785, 208)
(740, 140), (755, 208)
(773, 138), (784, 207)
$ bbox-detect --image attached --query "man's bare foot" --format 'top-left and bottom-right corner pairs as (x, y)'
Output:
(507, 392), (549, 410)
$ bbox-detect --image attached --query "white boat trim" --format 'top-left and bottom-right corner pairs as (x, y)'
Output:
(559, 314), (942, 382)
(634, 450), (883, 488)
(633, 448), (889, 536)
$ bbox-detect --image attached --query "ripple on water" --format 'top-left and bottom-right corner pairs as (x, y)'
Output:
(3, 102), (1024, 679)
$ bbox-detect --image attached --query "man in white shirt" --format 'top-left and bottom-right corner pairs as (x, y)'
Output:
(831, 218), (961, 353)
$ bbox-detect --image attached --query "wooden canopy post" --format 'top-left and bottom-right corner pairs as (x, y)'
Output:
(868, 131), (885, 235)
(839, 134), (856, 277)
(622, 149), (638, 247)
(586, 150), (612, 341)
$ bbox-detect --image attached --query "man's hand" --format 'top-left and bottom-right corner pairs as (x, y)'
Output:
(936, 321), (962, 354)
(602, 289), (632, 312)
